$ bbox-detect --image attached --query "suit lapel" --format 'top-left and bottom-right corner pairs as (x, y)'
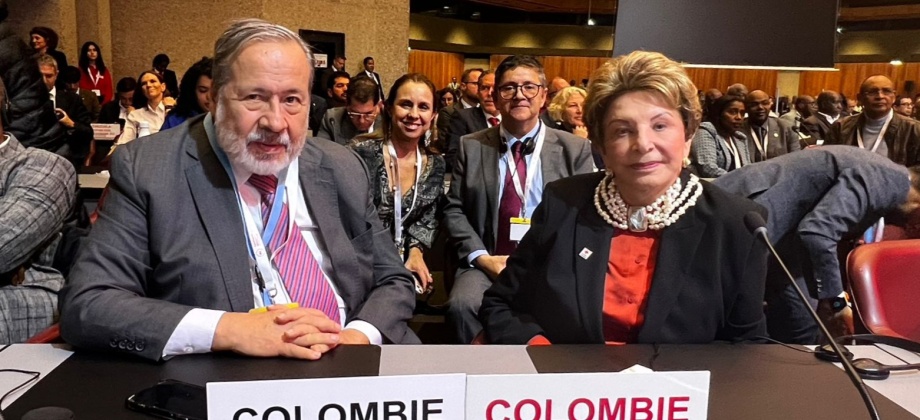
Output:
(481, 128), (501, 242)
(184, 123), (252, 311)
(638, 199), (706, 340)
(298, 143), (355, 283)
(540, 130), (564, 184)
(574, 195), (614, 342)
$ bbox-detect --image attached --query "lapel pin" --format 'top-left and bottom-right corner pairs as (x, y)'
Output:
(579, 248), (593, 260)
(773, 132), (779, 137)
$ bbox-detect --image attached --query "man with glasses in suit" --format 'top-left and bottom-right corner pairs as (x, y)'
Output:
(316, 75), (383, 145)
(443, 55), (594, 344)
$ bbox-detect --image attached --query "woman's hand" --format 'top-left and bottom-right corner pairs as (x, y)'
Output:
(573, 125), (589, 139)
(163, 96), (177, 109)
(405, 247), (433, 293)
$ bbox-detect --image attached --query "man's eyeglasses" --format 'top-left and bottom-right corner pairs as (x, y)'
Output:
(347, 111), (377, 121)
(497, 83), (544, 100)
(862, 88), (895, 97)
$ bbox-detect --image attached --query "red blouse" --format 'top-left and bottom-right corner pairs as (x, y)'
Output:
(602, 229), (661, 344)
(79, 65), (114, 105)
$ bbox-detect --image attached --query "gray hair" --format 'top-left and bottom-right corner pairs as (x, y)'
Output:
(37, 54), (58, 71)
(212, 19), (314, 96)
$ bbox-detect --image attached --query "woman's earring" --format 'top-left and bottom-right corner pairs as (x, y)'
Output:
(682, 157), (691, 168)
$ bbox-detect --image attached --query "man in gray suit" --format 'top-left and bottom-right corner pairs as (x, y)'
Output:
(315, 75), (382, 145)
(714, 146), (920, 343)
(60, 19), (418, 361)
(742, 90), (800, 163)
(443, 55), (595, 344)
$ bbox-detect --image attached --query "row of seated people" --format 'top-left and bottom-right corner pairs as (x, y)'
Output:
(3, 19), (919, 359)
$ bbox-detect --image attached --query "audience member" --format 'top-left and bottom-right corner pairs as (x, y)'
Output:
(436, 68), (483, 157)
(326, 71), (350, 108)
(548, 86), (587, 138)
(309, 93), (327, 138)
(350, 73), (446, 294)
(30, 27), (67, 72)
(779, 95), (816, 133)
(316, 75), (382, 145)
(98, 77), (135, 129)
(444, 70), (500, 170)
(62, 65), (100, 122)
(0, 76), (77, 343)
(480, 51), (768, 344)
(714, 147), (920, 343)
(726, 83), (748, 98)
(60, 19), (419, 361)
(152, 53), (180, 98)
(827, 75), (920, 167)
(443, 55), (594, 344)
(690, 95), (750, 177)
(316, 55), (346, 99)
(437, 88), (457, 109)
(111, 70), (176, 149)
(362, 56), (385, 102)
(802, 91), (842, 143)
(447, 77), (460, 91)
(77, 41), (113, 105)
(701, 88), (722, 121)
(162, 56), (212, 130)
(38, 55), (93, 170)
(541, 77), (571, 126)
(742, 90), (800, 162)
(894, 95), (914, 118)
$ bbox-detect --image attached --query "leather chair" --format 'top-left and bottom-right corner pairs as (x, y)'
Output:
(847, 240), (920, 341)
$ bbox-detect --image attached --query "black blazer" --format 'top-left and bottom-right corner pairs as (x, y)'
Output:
(481, 171), (769, 344)
(162, 69), (179, 99)
(55, 90), (94, 165)
(97, 101), (125, 129)
(445, 106), (490, 170)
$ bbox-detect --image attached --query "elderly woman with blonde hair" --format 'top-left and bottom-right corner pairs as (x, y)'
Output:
(480, 51), (768, 345)
(548, 86), (589, 138)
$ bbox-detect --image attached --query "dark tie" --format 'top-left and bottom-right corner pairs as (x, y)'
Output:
(248, 174), (340, 322)
(488, 117), (499, 127)
(756, 126), (767, 160)
(495, 141), (526, 255)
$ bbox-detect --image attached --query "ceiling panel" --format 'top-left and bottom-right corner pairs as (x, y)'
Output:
(467, 0), (618, 14)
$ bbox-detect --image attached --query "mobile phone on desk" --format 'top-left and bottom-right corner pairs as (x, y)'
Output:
(126, 379), (206, 420)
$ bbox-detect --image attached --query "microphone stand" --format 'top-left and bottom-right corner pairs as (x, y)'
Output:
(753, 226), (880, 420)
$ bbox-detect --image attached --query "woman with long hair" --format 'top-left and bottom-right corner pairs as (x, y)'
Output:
(110, 71), (176, 151)
(349, 73), (446, 294)
(78, 41), (114, 105)
(689, 95), (751, 178)
(161, 57), (213, 130)
(30, 26), (67, 70)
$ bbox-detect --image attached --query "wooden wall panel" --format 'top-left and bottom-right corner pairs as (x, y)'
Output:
(799, 63), (916, 99)
(408, 49), (466, 91)
(683, 68), (778, 96)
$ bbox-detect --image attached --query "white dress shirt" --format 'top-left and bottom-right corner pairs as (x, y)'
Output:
(163, 114), (381, 358)
(117, 102), (167, 145)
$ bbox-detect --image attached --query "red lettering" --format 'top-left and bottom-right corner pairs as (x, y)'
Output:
(599, 398), (626, 420)
(668, 397), (690, 420)
(515, 399), (542, 420)
(487, 400), (511, 420)
(657, 397), (664, 419)
(630, 398), (652, 420)
(567, 398), (595, 420)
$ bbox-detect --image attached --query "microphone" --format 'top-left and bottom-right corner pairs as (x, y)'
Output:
(744, 212), (880, 420)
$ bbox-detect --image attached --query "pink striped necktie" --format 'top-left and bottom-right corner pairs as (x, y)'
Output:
(247, 174), (341, 323)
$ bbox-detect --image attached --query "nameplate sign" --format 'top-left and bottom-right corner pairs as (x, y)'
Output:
(207, 374), (466, 420)
(467, 372), (710, 420)
(91, 123), (121, 140)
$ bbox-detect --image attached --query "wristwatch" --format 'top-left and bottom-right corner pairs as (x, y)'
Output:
(828, 292), (850, 313)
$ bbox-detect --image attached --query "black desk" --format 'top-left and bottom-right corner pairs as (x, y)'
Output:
(4, 344), (918, 419)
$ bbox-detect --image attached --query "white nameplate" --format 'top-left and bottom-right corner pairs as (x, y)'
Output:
(91, 123), (121, 140)
(207, 374), (465, 420)
(467, 372), (710, 420)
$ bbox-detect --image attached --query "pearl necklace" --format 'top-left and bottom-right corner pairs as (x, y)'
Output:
(593, 173), (703, 232)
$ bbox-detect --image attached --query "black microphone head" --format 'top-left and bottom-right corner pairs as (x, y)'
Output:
(743, 211), (768, 236)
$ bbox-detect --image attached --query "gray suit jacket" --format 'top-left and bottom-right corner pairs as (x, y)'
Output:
(443, 126), (595, 262)
(315, 107), (384, 146)
(713, 146), (909, 299)
(742, 116), (801, 163)
(60, 115), (418, 360)
(445, 106), (490, 170)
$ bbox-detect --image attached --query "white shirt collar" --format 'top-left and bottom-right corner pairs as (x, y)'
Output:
(818, 112), (838, 124)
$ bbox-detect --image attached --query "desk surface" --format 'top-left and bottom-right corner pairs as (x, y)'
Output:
(3, 344), (918, 420)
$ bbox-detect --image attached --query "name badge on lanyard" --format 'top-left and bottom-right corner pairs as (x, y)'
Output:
(504, 122), (545, 242)
(857, 110), (893, 153)
(386, 140), (422, 259)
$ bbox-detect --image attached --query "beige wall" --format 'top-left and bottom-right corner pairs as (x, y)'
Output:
(8, 0), (409, 93)
(838, 30), (920, 62)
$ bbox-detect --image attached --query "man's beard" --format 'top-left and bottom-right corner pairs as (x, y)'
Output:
(214, 105), (307, 176)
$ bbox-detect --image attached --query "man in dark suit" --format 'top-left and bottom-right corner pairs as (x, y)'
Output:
(98, 77), (136, 129)
(444, 70), (500, 169)
(443, 55), (595, 344)
(802, 90), (842, 144)
(742, 90), (800, 162)
(714, 146), (920, 343)
(62, 66), (100, 122)
(153, 54), (180, 99)
(38, 55), (93, 171)
(361, 56), (385, 103)
(316, 75), (382, 145)
(826, 75), (920, 167)
(437, 68), (482, 168)
(60, 19), (418, 361)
